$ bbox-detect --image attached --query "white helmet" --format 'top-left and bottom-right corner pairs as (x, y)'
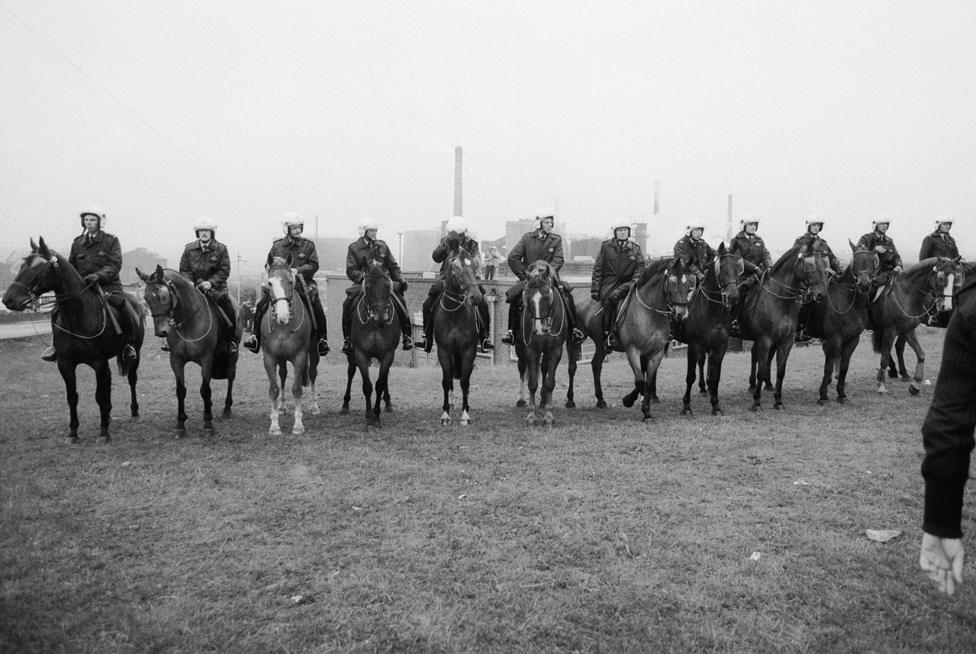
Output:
(611, 221), (632, 237)
(79, 203), (106, 228)
(739, 214), (759, 229)
(281, 212), (304, 235)
(935, 215), (953, 228)
(446, 215), (468, 235)
(806, 213), (824, 229)
(357, 216), (380, 237)
(534, 207), (555, 230)
(871, 214), (890, 229)
(193, 216), (217, 235)
(687, 222), (705, 234)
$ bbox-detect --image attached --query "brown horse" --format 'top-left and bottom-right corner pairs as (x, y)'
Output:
(432, 246), (483, 426)
(514, 261), (567, 425)
(738, 245), (829, 410)
(2, 238), (143, 442)
(617, 257), (695, 421)
(349, 260), (401, 427)
(868, 256), (962, 395)
(138, 266), (241, 435)
(259, 257), (320, 435)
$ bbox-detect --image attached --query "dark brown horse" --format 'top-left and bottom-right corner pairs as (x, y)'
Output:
(869, 256), (962, 395)
(672, 243), (742, 416)
(349, 260), (401, 427)
(738, 245), (829, 410)
(514, 261), (567, 425)
(259, 258), (320, 435)
(801, 242), (878, 404)
(2, 238), (143, 442)
(432, 246), (482, 425)
(138, 266), (241, 435)
(566, 289), (611, 410)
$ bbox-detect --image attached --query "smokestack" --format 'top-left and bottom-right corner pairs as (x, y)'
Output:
(453, 146), (463, 217)
(653, 180), (660, 215)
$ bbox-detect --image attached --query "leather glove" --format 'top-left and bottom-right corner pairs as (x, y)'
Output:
(398, 280), (408, 293)
(893, 265), (903, 273)
(198, 280), (213, 292)
(84, 273), (99, 284)
(874, 245), (887, 254)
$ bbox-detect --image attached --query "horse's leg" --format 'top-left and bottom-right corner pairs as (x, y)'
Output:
(516, 348), (528, 408)
(264, 354), (282, 435)
(540, 347), (563, 426)
(127, 356), (140, 419)
(646, 357), (660, 403)
(698, 357), (707, 394)
(621, 348), (644, 409)
(836, 337), (858, 403)
(341, 357), (355, 414)
(277, 362), (288, 413)
(93, 359), (112, 443)
(525, 350), (541, 425)
(306, 350), (320, 415)
(565, 341), (577, 409)
(357, 354), (378, 427)
(641, 350), (666, 422)
(772, 340), (793, 410)
(372, 353), (393, 426)
(383, 386), (393, 412)
(682, 345), (697, 416)
(903, 329), (926, 396)
(291, 354), (306, 435)
(751, 340), (771, 410)
(592, 348), (608, 409)
(748, 342), (758, 392)
(886, 343), (899, 378)
(200, 354), (214, 435)
(222, 353), (235, 418)
(876, 330), (896, 394)
(708, 344), (727, 416)
(459, 351), (475, 426)
(57, 360), (80, 443)
(170, 357), (188, 435)
(439, 349), (453, 425)
(895, 333), (911, 381)
(818, 338), (837, 405)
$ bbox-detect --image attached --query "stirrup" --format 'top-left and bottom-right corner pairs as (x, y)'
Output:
(122, 345), (138, 361)
(401, 335), (414, 351)
(226, 341), (238, 354)
(571, 328), (586, 344)
(317, 339), (330, 356)
(341, 338), (353, 355)
(481, 339), (495, 352)
(243, 334), (259, 353)
(415, 334), (430, 353)
(501, 330), (515, 345)
(41, 346), (57, 362)
(161, 342), (170, 352)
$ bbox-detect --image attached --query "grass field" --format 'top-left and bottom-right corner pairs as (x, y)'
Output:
(1, 328), (973, 653)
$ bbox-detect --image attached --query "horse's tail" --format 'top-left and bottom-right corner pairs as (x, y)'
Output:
(117, 353), (129, 376)
(871, 326), (883, 353)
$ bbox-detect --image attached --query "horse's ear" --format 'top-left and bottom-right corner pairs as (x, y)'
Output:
(135, 267), (147, 282)
(718, 242), (726, 255)
(849, 239), (858, 252)
(153, 264), (164, 280)
(29, 237), (38, 252)
(37, 237), (50, 257)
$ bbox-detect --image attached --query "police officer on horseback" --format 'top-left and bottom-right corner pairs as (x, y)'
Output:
(673, 222), (716, 283)
(920, 216), (960, 260)
(728, 215), (771, 336)
(42, 205), (140, 362)
(340, 217), (414, 355)
(793, 214), (841, 274)
(177, 217), (238, 354)
(417, 215), (494, 353)
(856, 215), (902, 289)
(591, 221), (645, 349)
(242, 212), (330, 356)
(500, 207), (585, 346)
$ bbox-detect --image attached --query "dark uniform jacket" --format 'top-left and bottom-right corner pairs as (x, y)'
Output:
(919, 231), (959, 261)
(591, 239), (645, 300)
(793, 233), (841, 272)
(180, 239), (230, 291)
(921, 278), (976, 538)
(346, 237), (403, 284)
(856, 231), (902, 274)
(507, 230), (564, 280)
(69, 229), (123, 293)
(729, 231), (772, 272)
(433, 234), (480, 278)
(673, 235), (716, 276)
(267, 236), (319, 285)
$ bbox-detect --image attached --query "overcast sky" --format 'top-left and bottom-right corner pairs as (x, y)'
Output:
(2, 0), (975, 269)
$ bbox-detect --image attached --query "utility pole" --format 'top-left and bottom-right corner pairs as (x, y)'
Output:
(236, 252), (247, 304)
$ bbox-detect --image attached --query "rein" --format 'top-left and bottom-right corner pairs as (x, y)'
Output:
(23, 254), (109, 340)
(521, 278), (566, 346)
(151, 279), (216, 343)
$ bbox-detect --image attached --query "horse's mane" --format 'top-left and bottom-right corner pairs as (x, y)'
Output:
(768, 246), (804, 276)
(267, 256), (290, 271)
(636, 257), (672, 286)
(159, 268), (192, 288)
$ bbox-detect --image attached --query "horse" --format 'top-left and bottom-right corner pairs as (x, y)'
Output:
(868, 256), (962, 395)
(565, 290), (612, 410)
(431, 246), (483, 425)
(671, 243), (742, 416)
(259, 257), (320, 435)
(137, 265), (242, 435)
(340, 358), (392, 415)
(2, 237), (143, 442)
(514, 261), (567, 426)
(738, 245), (829, 410)
(801, 242), (879, 404)
(349, 260), (401, 427)
(614, 257), (695, 421)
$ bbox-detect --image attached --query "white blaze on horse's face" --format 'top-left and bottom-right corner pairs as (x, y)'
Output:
(944, 272), (954, 311)
(268, 274), (291, 324)
(530, 290), (545, 334)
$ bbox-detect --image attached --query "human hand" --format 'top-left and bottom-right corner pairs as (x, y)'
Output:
(893, 265), (903, 273)
(84, 273), (99, 284)
(875, 245), (887, 254)
(198, 280), (212, 292)
(919, 531), (965, 596)
(398, 280), (408, 293)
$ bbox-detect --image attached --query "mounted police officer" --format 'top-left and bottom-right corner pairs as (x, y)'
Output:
(177, 217), (237, 354)
(500, 207), (585, 345)
(673, 222), (716, 283)
(243, 212), (330, 356)
(417, 215), (494, 353)
(340, 217), (414, 355)
(920, 216), (960, 260)
(728, 215), (772, 335)
(591, 221), (645, 348)
(793, 214), (841, 274)
(42, 205), (140, 362)
(856, 215), (902, 292)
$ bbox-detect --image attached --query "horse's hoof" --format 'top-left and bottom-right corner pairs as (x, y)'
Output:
(222, 409), (232, 418)
(876, 386), (887, 395)
(641, 413), (654, 422)
(622, 396), (636, 408)
(650, 395), (660, 404)
(565, 400), (576, 409)
(340, 406), (350, 415)
(596, 400), (607, 409)
(309, 405), (321, 415)
(817, 398), (829, 406)
(774, 402), (784, 410)
(62, 434), (79, 445)
(748, 385), (757, 393)
(98, 433), (111, 444)
(909, 383), (921, 396)
(750, 404), (760, 412)
(543, 417), (554, 426)
(440, 417), (451, 426)
(681, 407), (692, 416)
(384, 403), (393, 413)
(712, 409), (723, 416)
(699, 388), (708, 395)
(460, 418), (470, 426)
(174, 427), (186, 438)
(764, 383), (774, 391)
(837, 396), (847, 404)
(888, 369), (898, 379)
(516, 399), (527, 408)
(525, 415), (536, 426)
(269, 427), (281, 436)
(292, 426), (305, 435)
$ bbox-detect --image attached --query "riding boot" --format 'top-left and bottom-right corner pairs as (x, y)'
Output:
(502, 299), (520, 345)
(217, 295), (238, 354)
(41, 346), (57, 362)
(419, 291), (436, 352)
(394, 294), (414, 351)
(243, 294), (269, 353)
(602, 300), (617, 349)
(341, 296), (354, 354)
(561, 288), (585, 344)
(477, 296), (494, 351)
(310, 295), (329, 355)
(117, 298), (139, 361)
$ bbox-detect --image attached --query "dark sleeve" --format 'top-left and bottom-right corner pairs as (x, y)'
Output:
(549, 236), (565, 273)
(921, 302), (976, 538)
(673, 239), (688, 264)
(432, 238), (451, 263)
(633, 246), (645, 280)
(68, 239), (80, 270)
(179, 248), (193, 281)
(856, 234), (871, 250)
(295, 243), (318, 279)
(384, 245), (403, 282)
(919, 237), (932, 262)
(508, 237), (527, 280)
(591, 244), (605, 296)
(97, 235), (123, 280)
(889, 240), (902, 268)
(728, 237), (741, 256)
(762, 243), (772, 269)
(793, 236), (805, 250)
(346, 244), (363, 283)
(212, 245), (231, 285)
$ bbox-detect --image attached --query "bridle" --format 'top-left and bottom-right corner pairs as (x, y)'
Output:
(440, 253), (479, 313)
(356, 268), (394, 326)
(12, 252), (108, 339)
